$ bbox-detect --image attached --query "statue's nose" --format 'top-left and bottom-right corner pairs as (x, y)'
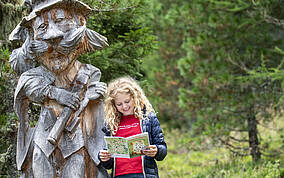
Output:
(42, 24), (64, 43)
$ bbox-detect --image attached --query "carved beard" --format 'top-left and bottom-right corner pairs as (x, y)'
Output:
(29, 26), (108, 73)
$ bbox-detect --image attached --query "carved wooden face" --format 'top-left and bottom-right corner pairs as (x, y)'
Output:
(32, 7), (86, 73)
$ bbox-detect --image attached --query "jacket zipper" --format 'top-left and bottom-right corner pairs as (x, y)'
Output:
(140, 119), (146, 178)
(113, 157), (116, 178)
(110, 132), (116, 178)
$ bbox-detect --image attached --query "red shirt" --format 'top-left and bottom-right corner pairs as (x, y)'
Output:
(115, 115), (143, 177)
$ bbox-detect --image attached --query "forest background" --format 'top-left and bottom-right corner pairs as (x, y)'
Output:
(0, 0), (284, 177)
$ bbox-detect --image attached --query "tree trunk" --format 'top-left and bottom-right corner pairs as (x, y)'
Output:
(247, 109), (261, 162)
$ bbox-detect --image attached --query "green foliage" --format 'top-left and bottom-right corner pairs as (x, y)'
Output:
(0, 0), (26, 44)
(0, 47), (11, 75)
(143, 0), (284, 160)
(0, 47), (18, 177)
(142, 0), (191, 127)
(0, 47), (13, 115)
(80, 0), (156, 82)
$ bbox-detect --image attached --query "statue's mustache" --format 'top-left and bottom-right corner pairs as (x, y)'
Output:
(10, 26), (108, 75)
(30, 26), (86, 56)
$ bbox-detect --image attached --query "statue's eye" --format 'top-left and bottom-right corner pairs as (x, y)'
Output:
(55, 18), (64, 23)
(38, 23), (47, 31)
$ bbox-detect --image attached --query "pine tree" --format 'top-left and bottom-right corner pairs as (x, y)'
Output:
(144, 0), (284, 161)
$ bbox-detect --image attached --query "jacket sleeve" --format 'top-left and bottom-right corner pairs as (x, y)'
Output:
(149, 113), (167, 161)
(98, 126), (114, 169)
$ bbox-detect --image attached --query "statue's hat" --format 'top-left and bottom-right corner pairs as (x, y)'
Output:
(9, 0), (93, 41)
(22, 0), (93, 26)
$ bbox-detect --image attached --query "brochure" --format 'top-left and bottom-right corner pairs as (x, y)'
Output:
(104, 132), (150, 158)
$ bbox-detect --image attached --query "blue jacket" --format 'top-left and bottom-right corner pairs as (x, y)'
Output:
(100, 112), (167, 178)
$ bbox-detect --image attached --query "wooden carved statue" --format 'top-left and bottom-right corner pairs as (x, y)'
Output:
(9, 0), (109, 177)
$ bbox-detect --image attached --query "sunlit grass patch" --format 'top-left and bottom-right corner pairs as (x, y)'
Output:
(192, 158), (281, 178)
(158, 122), (283, 178)
(158, 145), (281, 178)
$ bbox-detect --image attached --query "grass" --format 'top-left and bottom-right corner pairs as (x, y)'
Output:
(157, 117), (284, 178)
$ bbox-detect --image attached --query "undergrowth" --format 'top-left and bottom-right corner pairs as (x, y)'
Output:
(158, 118), (283, 178)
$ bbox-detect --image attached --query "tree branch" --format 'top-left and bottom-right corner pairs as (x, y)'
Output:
(260, 150), (284, 157)
(226, 146), (249, 157)
(219, 138), (250, 156)
(93, 5), (138, 12)
(0, 40), (10, 44)
(231, 128), (248, 132)
(219, 138), (250, 151)
(264, 13), (284, 29)
(229, 136), (249, 142)
(225, 55), (249, 72)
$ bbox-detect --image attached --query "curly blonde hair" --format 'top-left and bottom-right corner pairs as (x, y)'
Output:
(104, 76), (154, 135)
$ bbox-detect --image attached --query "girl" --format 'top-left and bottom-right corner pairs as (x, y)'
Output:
(99, 76), (167, 178)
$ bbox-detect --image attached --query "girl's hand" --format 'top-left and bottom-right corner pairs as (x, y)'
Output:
(99, 150), (111, 162)
(142, 145), (158, 157)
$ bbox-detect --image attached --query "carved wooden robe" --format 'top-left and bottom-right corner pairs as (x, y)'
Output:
(14, 61), (108, 177)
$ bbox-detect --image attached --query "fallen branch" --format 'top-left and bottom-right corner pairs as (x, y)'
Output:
(260, 150), (284, 157)
(229, 136), (249, 142)
(219, 138), (250, 151)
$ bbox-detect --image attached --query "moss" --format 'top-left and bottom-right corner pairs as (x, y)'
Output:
(0, 0), (26, 41)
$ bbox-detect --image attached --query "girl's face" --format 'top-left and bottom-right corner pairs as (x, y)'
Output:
(114, 92), (134, 116)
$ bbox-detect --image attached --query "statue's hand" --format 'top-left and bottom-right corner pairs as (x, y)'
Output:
(48, 86), (80, 109)
(87, 82), (107, 100)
